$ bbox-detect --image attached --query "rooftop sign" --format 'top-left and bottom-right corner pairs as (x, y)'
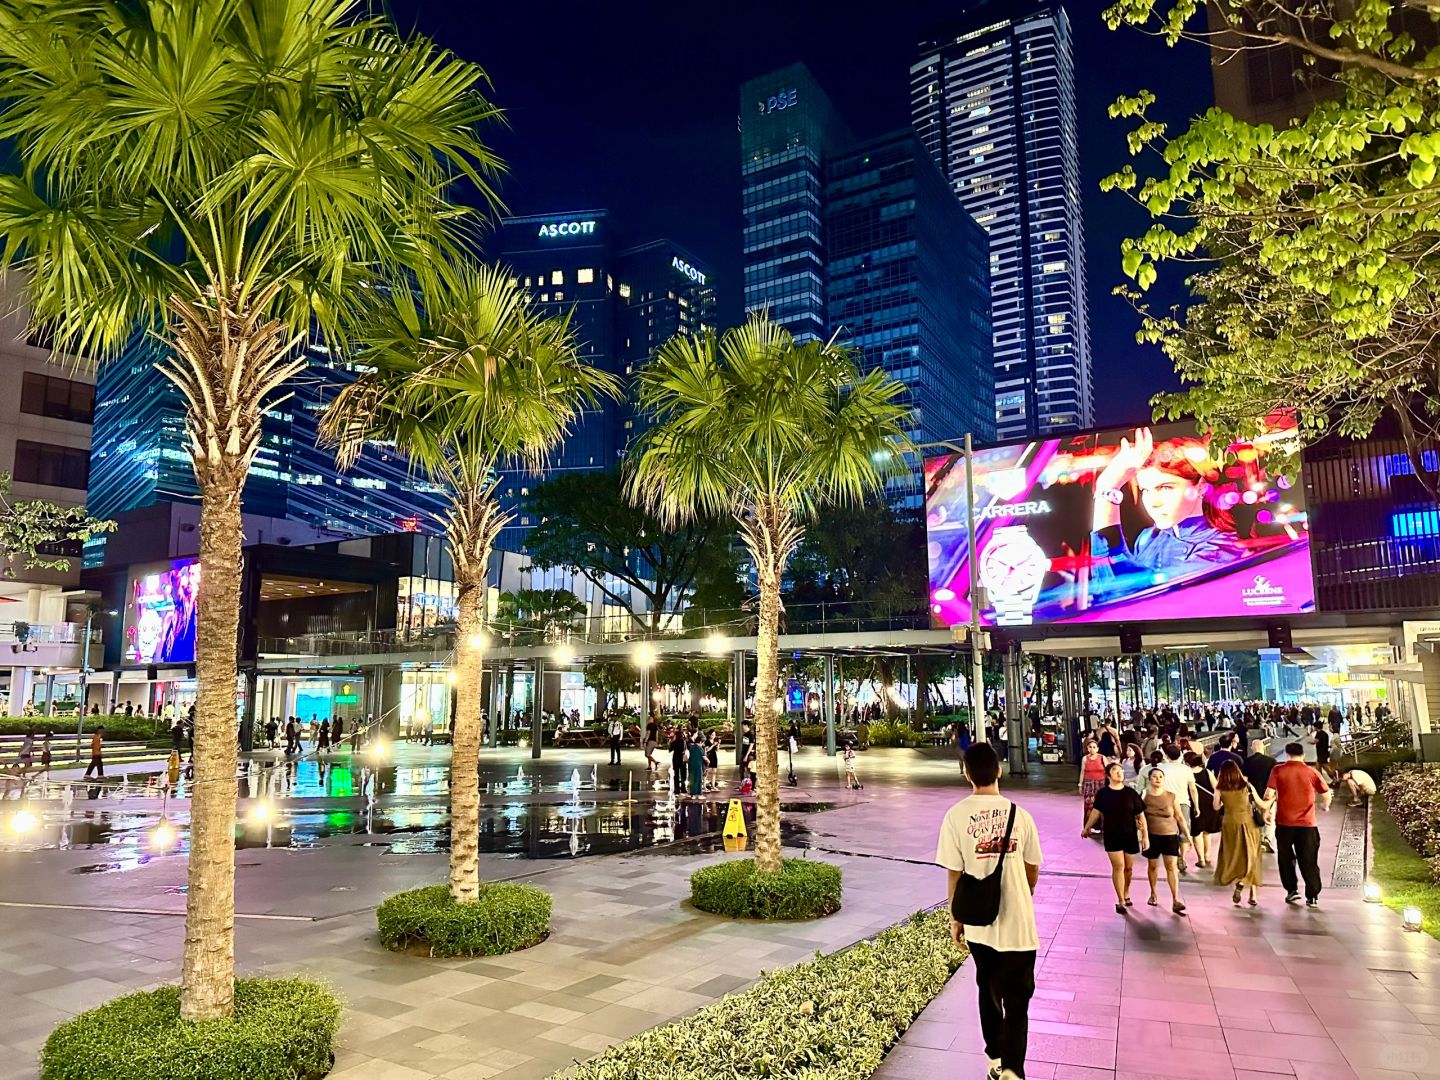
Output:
(536, 219), (597, 239)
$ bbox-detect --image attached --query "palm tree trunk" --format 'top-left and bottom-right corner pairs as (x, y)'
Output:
(444, 485), (507, 902)
(162, 283), (301, 1021)
(449, 570), (485, 902)
(740, 497), (803, 877)
(180, 468), (243, 1020)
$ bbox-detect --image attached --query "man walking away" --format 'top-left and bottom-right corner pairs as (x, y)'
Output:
(1243, 738), (1278, 853)
(937, 743), (1043, 1080)
(83, 725), (106, 780)
(607, 712), (624, 766)
(1265, 742), (1331, 907)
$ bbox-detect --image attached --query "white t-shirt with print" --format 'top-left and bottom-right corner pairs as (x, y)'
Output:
(1158, 760), (1193, 807)
(935, 794), (1042, 953)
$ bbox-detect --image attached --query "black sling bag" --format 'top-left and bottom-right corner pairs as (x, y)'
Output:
(950, 802), (1017, 927)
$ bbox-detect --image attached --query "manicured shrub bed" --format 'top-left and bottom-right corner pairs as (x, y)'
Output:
(558, 909), (964, 1079)
(1378, 763), (1440, 882)
(691, 857), (842, 919)
(0, 715), (164, 743)
(40, 977), (339, 1080)
(1372, 796), (1440, 940)
(377, 882), (551, 957)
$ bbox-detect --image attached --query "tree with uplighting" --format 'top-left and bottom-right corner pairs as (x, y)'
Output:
(626, 314), (910, 875)
(0, 0), (500, 1021)
(322, 260), (617, 902)
(1104, 0), (1440, 495)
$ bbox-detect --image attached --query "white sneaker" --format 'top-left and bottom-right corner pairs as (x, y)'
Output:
(987, 1060), (1002, 1080)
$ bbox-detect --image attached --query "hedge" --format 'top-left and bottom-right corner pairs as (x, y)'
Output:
(40, 977), (340, 1080)
(1371, 795), (1440, 940)
(377, 882), (551, 957)
(691, 858), (842, 920)
(0, 715), (165, 743)
(556, 909), (964, 1079)
(1379, 763), (1440, 884)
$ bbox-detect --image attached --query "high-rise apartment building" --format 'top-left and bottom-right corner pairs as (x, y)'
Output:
(826, 131), (994, 476)
(740, 63), (996, 457)
(912, 0), (1092, 441)
(493, 210), (716, 546)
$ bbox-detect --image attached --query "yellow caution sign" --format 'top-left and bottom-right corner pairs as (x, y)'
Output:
(722, 798), (747, 839)
(723, 834), (748, 853)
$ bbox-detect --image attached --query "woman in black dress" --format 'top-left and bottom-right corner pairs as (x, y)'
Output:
(1083, 762), (1149, 913)
(1185, 750), (1221, 868)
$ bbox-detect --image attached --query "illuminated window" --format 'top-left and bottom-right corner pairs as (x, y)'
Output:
(577, 268), (595, 284)
(1042, 261), (1067, 274)
(553, 290), (564, 301)
(618, 283), (631, 299)
(551, 270), (564, 286)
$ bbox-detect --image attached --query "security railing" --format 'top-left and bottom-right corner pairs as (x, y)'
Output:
(0, 621), (101, 646)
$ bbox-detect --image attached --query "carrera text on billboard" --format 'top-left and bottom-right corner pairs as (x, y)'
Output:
(924, 418), (1314, 628)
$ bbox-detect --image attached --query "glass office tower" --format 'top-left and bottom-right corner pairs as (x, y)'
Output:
(912, 0), (1092, 441)
(740, 63), (852, 342)
(827, 130), (996, 488)
(88, 338), (456, 540)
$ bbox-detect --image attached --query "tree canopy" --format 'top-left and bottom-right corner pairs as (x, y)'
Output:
(522, 468), (735, 631)
(1103, 0), (1440, 493)
(0, 475), (113, 577)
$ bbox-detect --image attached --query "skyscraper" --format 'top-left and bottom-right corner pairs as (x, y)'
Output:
(912, 0), (1092, 441)
(740, 64), (996, 463)
(493, 211), (717, 546)
(826, 131), (995, 477)
(739, 63), (852, 342)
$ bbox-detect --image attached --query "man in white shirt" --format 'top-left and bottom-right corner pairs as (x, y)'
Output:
(936, 743), (1043, 1080)
(607, 713), (624, 766)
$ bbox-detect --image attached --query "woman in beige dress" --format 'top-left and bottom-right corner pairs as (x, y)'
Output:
(1212, 760), (1269, 906)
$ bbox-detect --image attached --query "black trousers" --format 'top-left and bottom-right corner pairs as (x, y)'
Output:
(969, 941), (1036, 1078)
(1275, 824), (1322, 900)
(83, 755), (104, 779)
(608, 736), (621, 765)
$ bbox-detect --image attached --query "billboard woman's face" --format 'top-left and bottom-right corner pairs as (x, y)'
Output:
(1136, 466), (1204, 530)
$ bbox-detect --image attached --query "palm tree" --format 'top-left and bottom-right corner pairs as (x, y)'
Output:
(626, 314), (911, 874)
(0, 0), (501, 1019)
(322, 260), (618, 902)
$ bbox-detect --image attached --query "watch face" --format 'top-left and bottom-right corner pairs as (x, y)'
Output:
(979, 529), (1048, 596)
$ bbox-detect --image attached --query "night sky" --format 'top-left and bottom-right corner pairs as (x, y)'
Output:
(386, 0), (1213, 427)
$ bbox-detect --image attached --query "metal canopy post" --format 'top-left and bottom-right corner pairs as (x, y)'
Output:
(823, 654), (836, 756)
(731, 649), (747, 765)
(530, 659), (545, 760)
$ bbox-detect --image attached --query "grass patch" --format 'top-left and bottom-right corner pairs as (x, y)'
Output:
(40, 977), (339, 1080)
(377, 882), (551, 957)
(691, 857), (842, 920)
(556, 908), (964, 1079)
(1371, 796), (1440, 941)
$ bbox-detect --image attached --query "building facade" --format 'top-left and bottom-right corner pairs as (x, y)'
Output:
(87, 337), (455, 546)
(493, 211), (716, 546)
(912, 0), (1092, 441)
(739, 63), (852, 343)
(826, 130), (995, 476)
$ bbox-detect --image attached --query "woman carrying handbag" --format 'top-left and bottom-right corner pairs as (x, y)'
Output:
(1212, 760), (1271, 906)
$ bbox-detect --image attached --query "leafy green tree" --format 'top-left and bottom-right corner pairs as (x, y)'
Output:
(0, 0), (498, 1020)
(1103, 0), (1440, 494)
(787, 501), (927, 618)
(626, 314), (910, 874)
(323, 260), (617, 905)
(523, 468), (733, 632)
(0, 475), (113, 576)
(494, 588), (586, 639)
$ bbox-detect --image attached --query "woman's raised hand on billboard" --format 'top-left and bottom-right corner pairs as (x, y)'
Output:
(1093, 427), (1153, 529)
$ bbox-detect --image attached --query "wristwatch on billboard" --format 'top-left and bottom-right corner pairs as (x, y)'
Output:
(978, 525), (1048, 625)
(1098, 488), (1124, 505)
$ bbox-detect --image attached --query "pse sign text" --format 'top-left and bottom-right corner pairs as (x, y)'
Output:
(759, 89), (798, 114)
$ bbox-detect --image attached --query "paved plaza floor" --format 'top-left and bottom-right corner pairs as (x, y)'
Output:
(0, 745), (1435, 1080)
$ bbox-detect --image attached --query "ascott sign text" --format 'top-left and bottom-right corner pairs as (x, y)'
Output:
(537, 220), (597, 239)
(672, 256), (706, 285)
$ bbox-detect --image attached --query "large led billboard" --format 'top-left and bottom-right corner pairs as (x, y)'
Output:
(124, 560), (201, 664)
(925, 418), (1313, 628)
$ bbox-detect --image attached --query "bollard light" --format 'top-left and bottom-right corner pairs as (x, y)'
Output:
(1403, 906), (1424, 932)
(1364, 882), (1382, 904)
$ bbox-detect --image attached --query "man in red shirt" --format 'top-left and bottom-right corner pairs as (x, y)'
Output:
(1265, 742), (1332, 906)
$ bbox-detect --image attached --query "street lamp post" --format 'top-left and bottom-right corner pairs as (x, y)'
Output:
(913, 436), (986, 743)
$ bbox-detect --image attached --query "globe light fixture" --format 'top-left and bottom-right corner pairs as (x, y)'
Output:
(250, 800), (273, 826)
(150, 819), (177, 852)
(467, 631), (488, 651)
(633, 642), (657, 668)
(704, 634), (729, 656)
(553, 643), (575, 666)
(9, 807), (37, 835)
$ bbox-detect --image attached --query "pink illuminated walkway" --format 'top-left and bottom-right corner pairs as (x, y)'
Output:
(867, 777), (1440, 1080)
